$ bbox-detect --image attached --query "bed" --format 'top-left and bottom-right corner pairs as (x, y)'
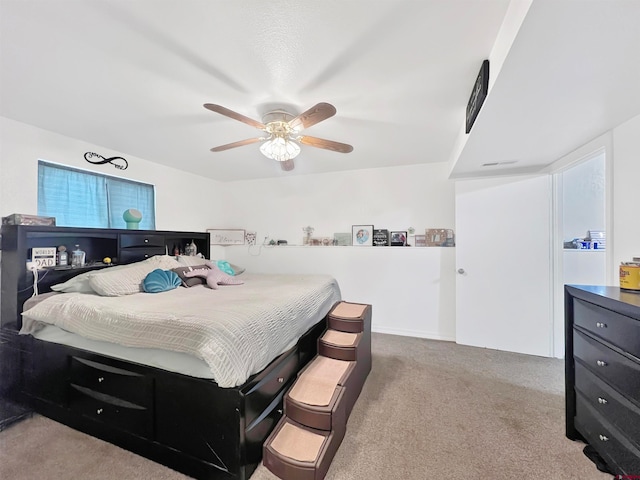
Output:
(0, 225), (341, 479)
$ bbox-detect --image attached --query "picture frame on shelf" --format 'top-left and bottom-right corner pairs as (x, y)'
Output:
(390, 231), (408, 246)
(373, 229), (389, 246)
(352, 225), (373, 246)
(333, 232), (351, 246)
(207, 229), (246, 245)
(425, 228), (455, 247)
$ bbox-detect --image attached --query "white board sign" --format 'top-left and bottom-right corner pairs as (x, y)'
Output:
(207, 229), (246, 245)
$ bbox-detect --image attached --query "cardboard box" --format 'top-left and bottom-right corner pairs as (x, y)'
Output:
(2, 214), (56, 226)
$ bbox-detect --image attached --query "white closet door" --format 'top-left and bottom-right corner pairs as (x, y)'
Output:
(455, 175), (552, 357)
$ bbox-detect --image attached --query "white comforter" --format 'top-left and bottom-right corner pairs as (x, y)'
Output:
(21, 273), (341, 387)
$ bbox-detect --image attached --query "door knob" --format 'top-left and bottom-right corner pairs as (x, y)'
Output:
(457, 268), (465, 274)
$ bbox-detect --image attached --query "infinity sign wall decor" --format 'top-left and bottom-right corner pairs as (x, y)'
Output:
(84, 152), (129, 170)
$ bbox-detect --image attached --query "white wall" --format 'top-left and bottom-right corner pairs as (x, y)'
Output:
(225, 245), (456, 341)
(0, 117), (225, 231)
(220, 162), (455, 244)
(612, 113), (640, 268)
(219, 162), (457, 340)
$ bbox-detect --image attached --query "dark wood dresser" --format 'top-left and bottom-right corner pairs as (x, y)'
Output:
(565, 285), (640, 475)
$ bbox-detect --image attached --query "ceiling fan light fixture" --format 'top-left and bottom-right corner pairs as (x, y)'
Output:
(259, 135), (301, 162)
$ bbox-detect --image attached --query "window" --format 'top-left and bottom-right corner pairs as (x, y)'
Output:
(38, 161), (156, 229)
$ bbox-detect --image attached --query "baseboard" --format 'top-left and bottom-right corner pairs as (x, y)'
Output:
(371, 326), (455, 342)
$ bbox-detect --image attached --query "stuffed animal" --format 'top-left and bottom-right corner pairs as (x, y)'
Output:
(183, 260), (244, 290)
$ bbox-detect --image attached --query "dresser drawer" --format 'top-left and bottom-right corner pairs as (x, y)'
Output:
(119, 247), (166, 264)
(120, 234), (165, 248)
(575, 395), (640, 475)
(575, 362), (640, 448)
(574, 329), (640, 405)
(244, 349), (299, 427)
(70, 357), (153, 408)
(70, 383), (152, 437)
(574, 298), (640, 355)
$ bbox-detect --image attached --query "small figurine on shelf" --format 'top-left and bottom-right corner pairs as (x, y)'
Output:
(302, 226), (314, 246)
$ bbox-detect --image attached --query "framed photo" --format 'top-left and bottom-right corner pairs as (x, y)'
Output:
(333, 232), (351, 246)
(372, 229), (389, 246)
(352, 225), (373, 246)
(207, 229), (245, 245)
(390, 231), (408, 246)
(425, 228), (455, 247)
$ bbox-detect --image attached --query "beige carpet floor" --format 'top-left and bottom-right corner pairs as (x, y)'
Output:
(0, 333), (612, 480)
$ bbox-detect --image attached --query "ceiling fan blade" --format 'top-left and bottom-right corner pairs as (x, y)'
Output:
(203, 104), (265, 129)
(210, 137), (263, 152)
(299, 136), (354, 153)
(288, 103), (337, 131)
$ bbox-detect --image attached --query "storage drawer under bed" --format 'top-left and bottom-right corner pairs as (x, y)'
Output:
(70, 356), (153, 408)
(69, 383), (152, 436)
(68, 356), (154, 437)
(244, 348), (300, 428)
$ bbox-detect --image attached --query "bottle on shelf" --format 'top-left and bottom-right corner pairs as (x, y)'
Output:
(57, 245), (68, 266)
(71, 244), (86, 267)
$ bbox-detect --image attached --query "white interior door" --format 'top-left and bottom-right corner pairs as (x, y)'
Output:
(455, 175), (553, 357)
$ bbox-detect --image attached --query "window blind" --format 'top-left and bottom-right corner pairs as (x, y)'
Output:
(38, 161), (156, 229)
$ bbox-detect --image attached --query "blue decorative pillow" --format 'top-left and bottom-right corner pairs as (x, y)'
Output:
(143, 269), (182, 293)
(216, 260), (235, 276)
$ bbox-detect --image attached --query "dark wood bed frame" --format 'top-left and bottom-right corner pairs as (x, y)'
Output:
(0, 225), (330, 479)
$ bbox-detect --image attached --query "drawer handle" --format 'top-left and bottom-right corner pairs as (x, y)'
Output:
(597, 397), (608, 405)
(144, 239), (149, 243)
(97, 408), (103, 415)
(98, 377), (104, 383)
(277, 409), (283, 415)
(144, 254), (149, 258)
(277, 377), (284, 383)
(599, 434), (609, 442)
(596, 360), (608, 367)
(596, 322), (607, 328)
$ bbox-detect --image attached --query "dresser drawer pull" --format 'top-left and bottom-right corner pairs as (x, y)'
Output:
(98, 377), (104, 383)
(596, 360), (607, 367)
(277, 409), (283, 415)
(97, 408), (103, 415)
(597, 397), (608, 404)
(599, 434), (609, 442)
(144, 239), (149, 243)
(277, 377), (284, 383)
(144, 254), (149, 258)
(596, 322), (607, 328)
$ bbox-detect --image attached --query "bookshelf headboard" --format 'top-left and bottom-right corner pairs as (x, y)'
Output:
(0, 225), (209, 330)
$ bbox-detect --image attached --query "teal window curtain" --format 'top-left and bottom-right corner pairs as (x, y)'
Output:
(38, 161), (156, 229)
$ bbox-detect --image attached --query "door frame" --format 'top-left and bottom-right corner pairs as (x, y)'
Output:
(545, 132), (613, 358)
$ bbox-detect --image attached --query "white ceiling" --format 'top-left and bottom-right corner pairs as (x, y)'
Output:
(1, 1), (639, 182)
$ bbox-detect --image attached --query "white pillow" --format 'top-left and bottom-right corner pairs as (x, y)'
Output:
(89, 255), (181, 297)
(50, 261), (146, 293)
(50, 271), (96, 293)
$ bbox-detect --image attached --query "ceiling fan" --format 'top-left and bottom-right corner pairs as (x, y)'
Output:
(203, 102), (353, 171)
